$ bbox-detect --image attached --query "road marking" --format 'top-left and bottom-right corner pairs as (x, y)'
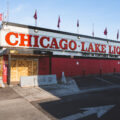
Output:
(61, 105), (115, 120)
(79, 85), (120, 94)
(96, 77), (114, 85)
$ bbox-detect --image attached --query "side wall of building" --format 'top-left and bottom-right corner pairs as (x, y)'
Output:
(38, 57), (50, 75)
(3, 55), (120, 83)
(51, 57), (120, 78)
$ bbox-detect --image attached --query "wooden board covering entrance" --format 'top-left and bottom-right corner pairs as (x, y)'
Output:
(10, 58), (38, 82)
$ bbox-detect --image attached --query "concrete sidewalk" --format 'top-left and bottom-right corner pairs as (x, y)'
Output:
(11, 76), (120, 103)
(0, 87), (21, 101)
(12, 78), (80, 102)
(12, 85), (60, 102)
(0, 98), (51, 120)
(0, 87), (51, 120)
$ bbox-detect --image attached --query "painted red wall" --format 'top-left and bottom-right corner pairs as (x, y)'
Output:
(3, 56), (120, 83)
(38, 57), (50, 75)
(51, 57), (120, 78)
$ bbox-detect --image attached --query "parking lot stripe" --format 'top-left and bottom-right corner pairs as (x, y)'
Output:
(96, 77), (115, 85)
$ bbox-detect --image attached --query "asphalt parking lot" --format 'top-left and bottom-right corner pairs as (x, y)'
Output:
(34, 87), (120, 120)
(1, 74), (120, 120)
(31, 74), (120, 120)
(73, 74), (120, 90)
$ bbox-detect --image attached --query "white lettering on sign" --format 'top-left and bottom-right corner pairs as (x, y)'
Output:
(3, 32), (120, 55)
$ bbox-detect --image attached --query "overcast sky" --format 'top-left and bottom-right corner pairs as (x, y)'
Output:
(0, 0), (120, 40)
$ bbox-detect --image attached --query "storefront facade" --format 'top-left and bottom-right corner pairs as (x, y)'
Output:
(0, 22), (120, 85)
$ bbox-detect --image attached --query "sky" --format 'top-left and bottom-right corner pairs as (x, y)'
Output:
(0, 0), (120, 40)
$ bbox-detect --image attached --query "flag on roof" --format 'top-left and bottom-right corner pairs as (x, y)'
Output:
(104, 27), (107, 35)
(33, 10), (37, 20)
(57, 16), (61, 28)
(77, 19), (79, 27)
(117, 29), (119, 40)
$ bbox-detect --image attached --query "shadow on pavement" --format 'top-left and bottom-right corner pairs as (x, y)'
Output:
(0, 87), (21, 101)
(72, 74), (120, 90)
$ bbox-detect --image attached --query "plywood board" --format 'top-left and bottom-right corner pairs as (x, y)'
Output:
(33, 60), (38, 75)
(10, 58), (38, 82)
(0, 57), (3, 77)
(11, 60), (17, 82)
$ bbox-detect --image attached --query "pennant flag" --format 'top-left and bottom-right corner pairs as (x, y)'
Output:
(0, 13), (2, 21)
(33, 10), (37, 26)
(104, 27), (107, 35)
(77, 19), (79, 27)
(117, 29), (119, 40)
(33, 10), (37, 20)
(57, 16), (61, 28)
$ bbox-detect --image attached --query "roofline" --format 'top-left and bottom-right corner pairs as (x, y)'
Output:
(2, 21), (120, 43)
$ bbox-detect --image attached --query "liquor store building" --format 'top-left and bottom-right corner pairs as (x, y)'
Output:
(0, 22), (120, 85)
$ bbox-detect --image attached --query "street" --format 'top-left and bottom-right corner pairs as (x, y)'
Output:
(32, 87), (120, 120)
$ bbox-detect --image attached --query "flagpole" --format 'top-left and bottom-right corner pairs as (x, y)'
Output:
(58, 24), (60, 31)
(106, 27), (107, 39)
(33, 10), (37, 27)
(2, 12), (4, 22)
(92, 23), (94, 37)
(7, 0), (9, 22)
(117, 30), (118, 40)
(35, 19), (37, 26)
(35, 9), (37, 27)
(117, 29), (119, 40)
(57, 15), (61, 31)
(77, 27), (79, 34)
(77, 19), (79, 34)
(118, 29), (119, 40)
(59, 15), (60, 31)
